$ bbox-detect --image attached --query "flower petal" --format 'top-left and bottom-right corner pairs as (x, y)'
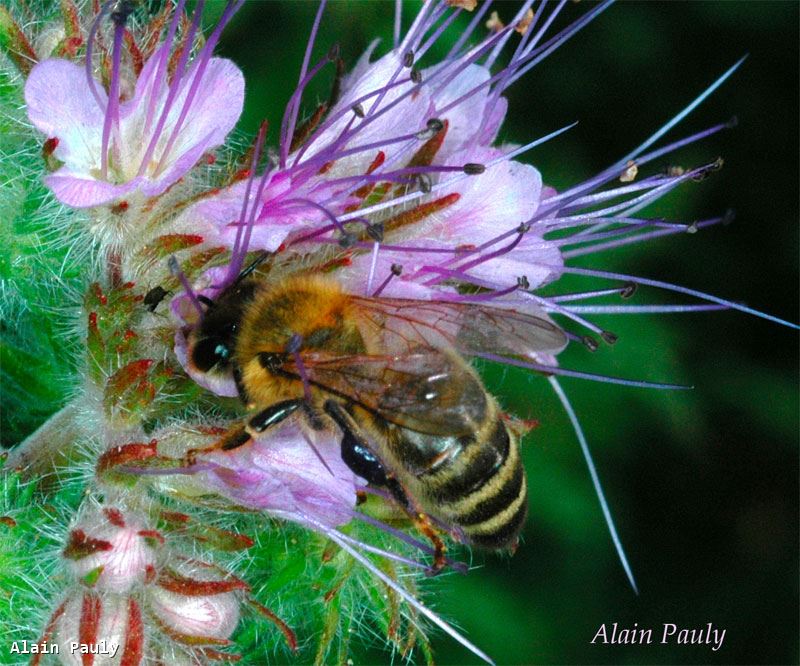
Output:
(25, 59), (105, 176)
(200, 423), (359, 528)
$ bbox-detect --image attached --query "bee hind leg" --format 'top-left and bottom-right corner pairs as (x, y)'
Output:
(323, 399), (448, 575)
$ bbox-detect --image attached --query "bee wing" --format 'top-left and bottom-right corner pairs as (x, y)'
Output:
(350, 296), (568, 360)
(293, 350), (489, 436)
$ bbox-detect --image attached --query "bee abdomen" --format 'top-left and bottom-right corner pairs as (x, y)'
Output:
(439, 420), (528, 549)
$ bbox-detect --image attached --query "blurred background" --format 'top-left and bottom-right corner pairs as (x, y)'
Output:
(4, 1), (796, 664)
(215, 2), (798, 664)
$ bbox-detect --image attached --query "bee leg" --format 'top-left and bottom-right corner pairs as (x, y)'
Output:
(323, 399), (448, 575)
(248, 399), (304, 434)
(410, 512), (448, 576)
(185, 400), (304, 463)
(184, 426), (251, 465)
(323, 400), (388, 486)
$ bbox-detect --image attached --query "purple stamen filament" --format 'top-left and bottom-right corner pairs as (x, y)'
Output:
(100, 17), (125, 180)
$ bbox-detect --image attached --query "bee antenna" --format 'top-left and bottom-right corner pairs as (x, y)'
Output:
(168, 255), (205, 318)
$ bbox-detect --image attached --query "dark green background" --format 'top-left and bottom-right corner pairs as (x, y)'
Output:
(5, 1), (796, 664)
(215, 2), (798, 664)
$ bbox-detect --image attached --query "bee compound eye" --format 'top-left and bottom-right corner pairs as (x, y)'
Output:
(192, 338), (230, 372)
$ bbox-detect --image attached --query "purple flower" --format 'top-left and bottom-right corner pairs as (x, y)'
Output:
(24, 1), (245, 208)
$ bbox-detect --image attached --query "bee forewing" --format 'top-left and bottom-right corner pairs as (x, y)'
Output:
(352, 297), (568, 359)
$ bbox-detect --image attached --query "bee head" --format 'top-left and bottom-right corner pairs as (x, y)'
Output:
(190, 280), (258, 373)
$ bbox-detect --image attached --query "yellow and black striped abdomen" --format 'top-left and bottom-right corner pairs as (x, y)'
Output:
(373, 408), (527, 550)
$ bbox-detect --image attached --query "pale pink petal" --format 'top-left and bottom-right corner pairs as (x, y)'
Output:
(440, 146), (544, 243)
(145, 58), (245, 172)
(66, 516), (157, 594)
(428, 63), (495, 156)
(150, 585), (240, 639)
(44, 170), (144, 208)
(25, 59), (105, 174)
(200, 423), (359, 528)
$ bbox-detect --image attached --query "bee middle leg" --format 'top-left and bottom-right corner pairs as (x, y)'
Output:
(323, 400), (448, 574)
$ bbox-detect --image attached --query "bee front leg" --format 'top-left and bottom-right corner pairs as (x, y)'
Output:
(185, 399), (305, 464)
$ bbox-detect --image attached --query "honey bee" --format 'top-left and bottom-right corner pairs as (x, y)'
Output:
(187, 270), (567, 561)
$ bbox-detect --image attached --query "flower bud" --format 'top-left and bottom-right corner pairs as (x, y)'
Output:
(149, 585), (240, 640)
(52, 593), (134, 666)
(64, 508), (157, 593)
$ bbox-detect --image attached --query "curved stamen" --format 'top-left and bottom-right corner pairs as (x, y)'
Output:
(558, 266), (800, 330)
(280, 52), (335, 168)
(280, 0), (328, 168)
(473, 352), (692, 390)
(548, 376), (638, 594)
(141, 0), (186, 136)
(85, 1), (113, 110)
(562, 215), (726, 259)
(226, 121), (267, 285)
(564, 304), (729, 314)
(154, 0), (245, 176)
(136, 0), (206, 179)
(297, 511), (495, 666)
(100, 14), (126, 179)
(168, 255), (204, 319)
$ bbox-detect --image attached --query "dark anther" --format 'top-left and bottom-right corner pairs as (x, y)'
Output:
(722, 208), (736, 226)
(694, 158), (724, 181)
(167, 255), (181, 276)
(427, 118), (444, 133)
(403, 51), (415, 67)
(110, 0), (136, 26)
(581, 335), (599, 352)
(686, 222), (698, 234)
(391, 263), (403, 276)
(601, 330), (618, 345)
(516, 222), (531, 234)
(516, 275), (530, 290)
(726, 115), (739, 129)
(366, 223), (385, 242)
(463, 162), (486, 175)
(410, 67), (422, 84)
(197, 295), (215, 308)
(620, 282), (638, 299)
(327, 43), (340, 61)
(339, 231), (357, 248)
(352, 103), (365, 118)
(144, 286), (168, 312)
(417, 174), (432, 193)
